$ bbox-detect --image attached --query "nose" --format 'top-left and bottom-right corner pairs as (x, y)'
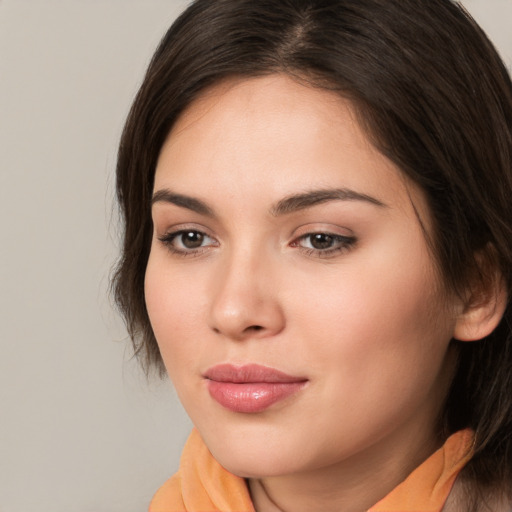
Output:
(208, 248), (285, 341)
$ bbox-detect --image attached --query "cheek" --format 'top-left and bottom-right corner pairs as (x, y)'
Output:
(144, 252), (208, 373)
(291, 238), (452, 393)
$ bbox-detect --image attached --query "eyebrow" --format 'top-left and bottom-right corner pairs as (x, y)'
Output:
(151, 187), (387, 217)
(151, 189), (215, 217)
(269, 188), (387, 216)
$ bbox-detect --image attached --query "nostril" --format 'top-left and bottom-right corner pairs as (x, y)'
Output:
(211, 324), (264, 337)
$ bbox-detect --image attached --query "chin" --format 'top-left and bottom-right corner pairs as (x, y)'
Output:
(197, 420), (321, 479)
(211, 444), (303, 479)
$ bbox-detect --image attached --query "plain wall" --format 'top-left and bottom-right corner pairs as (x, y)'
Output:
(0, 1), (510, 511)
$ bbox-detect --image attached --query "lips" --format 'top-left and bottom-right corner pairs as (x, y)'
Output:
(204, 364), (307, 413)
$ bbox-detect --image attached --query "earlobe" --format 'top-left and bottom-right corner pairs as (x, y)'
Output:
(453, 277), (508, 342)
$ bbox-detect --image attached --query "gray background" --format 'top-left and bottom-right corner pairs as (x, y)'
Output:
(1, 1), (511, 511)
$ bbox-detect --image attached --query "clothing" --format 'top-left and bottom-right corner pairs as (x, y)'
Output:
(149, 428), (473, 512)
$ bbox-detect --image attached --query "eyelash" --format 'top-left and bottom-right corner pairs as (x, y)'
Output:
(292, 233), (357, 258)
(158, 229), (357, 259)
(158, 229), (217, 258)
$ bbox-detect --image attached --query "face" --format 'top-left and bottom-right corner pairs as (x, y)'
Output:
(145, 75), (459, 480)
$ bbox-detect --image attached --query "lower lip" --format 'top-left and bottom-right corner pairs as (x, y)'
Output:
(207, 380), (306, 413)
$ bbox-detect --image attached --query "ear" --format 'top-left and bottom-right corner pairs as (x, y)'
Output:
(453, 273), (508, 342)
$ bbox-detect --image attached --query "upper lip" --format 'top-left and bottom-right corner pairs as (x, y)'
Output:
(203, 364), (307, 383)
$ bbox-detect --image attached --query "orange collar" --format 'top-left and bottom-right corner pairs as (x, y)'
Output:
(369, 429), (473, 512)
(149, 429), (473, 512)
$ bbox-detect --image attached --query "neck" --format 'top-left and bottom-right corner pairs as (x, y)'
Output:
(248, 418), (441, 512)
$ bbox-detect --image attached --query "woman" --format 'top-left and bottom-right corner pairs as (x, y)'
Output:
(113, 0), (512, 510)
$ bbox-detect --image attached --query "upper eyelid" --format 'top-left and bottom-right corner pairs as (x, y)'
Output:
(292, 232), (356, 246)
(156, 222), (216, 237)
(290, 223), (355, 238)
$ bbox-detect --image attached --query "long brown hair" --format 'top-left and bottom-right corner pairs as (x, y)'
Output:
(113, 0), (512, 500)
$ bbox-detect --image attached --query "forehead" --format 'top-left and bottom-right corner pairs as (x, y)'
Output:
(164, 75), (368, 161)
(155, 74), (430, 224)
(169, 74), (351, 136)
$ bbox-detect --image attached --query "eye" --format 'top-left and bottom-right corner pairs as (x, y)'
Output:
(292, 232), (356, 257)
(175, 231), (209, 249)
(303, 233), (339, 250)
(158, 229), (217, 255)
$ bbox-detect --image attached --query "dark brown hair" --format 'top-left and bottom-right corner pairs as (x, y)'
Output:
(113, 0), (512, 501)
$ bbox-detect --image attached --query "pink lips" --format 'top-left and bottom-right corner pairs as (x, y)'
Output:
(204, 364), (307, 413)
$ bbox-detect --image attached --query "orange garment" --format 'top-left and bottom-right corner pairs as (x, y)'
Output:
(149, 428), (473, 512)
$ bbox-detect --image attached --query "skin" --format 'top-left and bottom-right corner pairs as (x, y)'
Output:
(145, 74), (465, 512)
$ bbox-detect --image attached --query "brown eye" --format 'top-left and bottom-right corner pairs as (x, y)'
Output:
(180, 231), (205, 249)
(309, 233), (335, 250)
(158, 229), (216, 254)
(293, 232), (357, 257)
